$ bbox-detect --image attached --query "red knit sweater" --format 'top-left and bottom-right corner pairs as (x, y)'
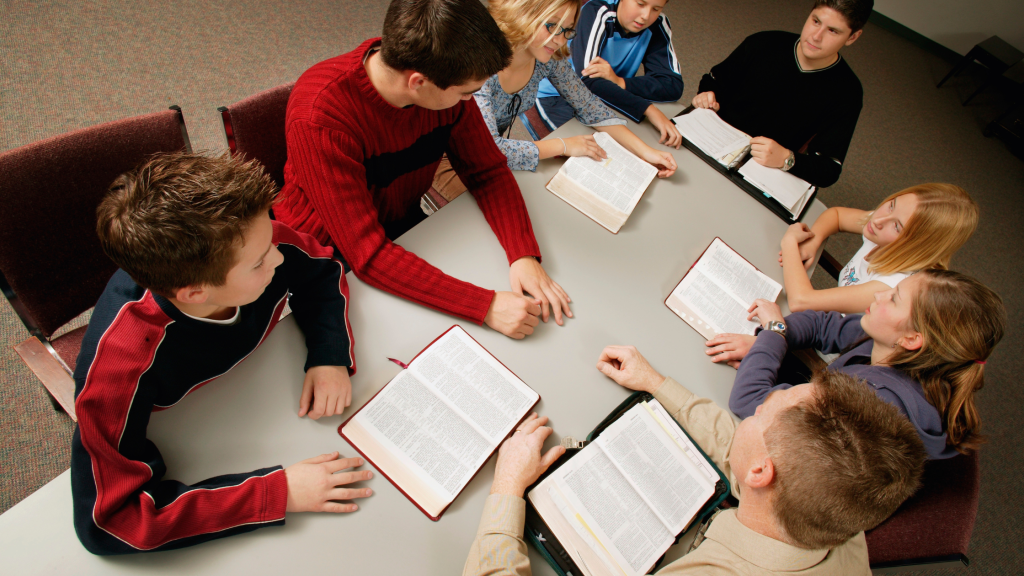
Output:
(277, 39), (542, 324)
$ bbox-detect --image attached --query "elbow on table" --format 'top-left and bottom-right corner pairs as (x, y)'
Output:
(786, 292), (813, 313)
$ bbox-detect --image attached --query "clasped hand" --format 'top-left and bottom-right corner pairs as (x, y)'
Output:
(485, 257), (572, 340)
(749, 137), (791, 169)
(777, 223), (819, 271)
(581, 57), (625, 89)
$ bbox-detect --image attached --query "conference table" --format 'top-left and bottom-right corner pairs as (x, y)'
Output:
(0, 105), (825, 574)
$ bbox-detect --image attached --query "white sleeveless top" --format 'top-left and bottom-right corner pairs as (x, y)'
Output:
(838, 236), (911, 289)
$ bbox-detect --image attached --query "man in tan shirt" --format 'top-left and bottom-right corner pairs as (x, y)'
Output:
(463, 345), (926, 576)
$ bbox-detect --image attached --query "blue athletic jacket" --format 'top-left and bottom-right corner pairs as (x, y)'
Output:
(537, 0), (683, 122)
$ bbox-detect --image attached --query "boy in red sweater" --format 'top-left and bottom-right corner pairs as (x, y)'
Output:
(276, 0), (572, 340)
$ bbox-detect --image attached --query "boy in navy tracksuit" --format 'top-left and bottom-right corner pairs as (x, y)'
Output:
(534, 0), (683, 147)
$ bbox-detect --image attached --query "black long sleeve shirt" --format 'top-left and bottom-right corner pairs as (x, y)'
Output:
(698, 31), (863, 187)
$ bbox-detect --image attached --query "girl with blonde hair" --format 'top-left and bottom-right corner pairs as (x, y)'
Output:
(776, 183), (979, 314)
(475, 0), (676, 175)
(727, 269), (1004, 458)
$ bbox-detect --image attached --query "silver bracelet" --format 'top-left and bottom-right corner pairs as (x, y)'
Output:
(559, 138), (566, 156)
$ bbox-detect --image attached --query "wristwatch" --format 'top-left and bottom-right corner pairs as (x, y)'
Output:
(781, 151), (795, 172)
(766, 321), (787, 338)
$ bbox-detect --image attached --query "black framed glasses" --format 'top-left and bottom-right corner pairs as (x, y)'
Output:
(543, 22), (577, 40)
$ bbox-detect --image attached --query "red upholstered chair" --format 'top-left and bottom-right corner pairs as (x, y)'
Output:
(0, 107), (192, 421)
(866, 452), (979, 571)
(218, 83), (295, 188)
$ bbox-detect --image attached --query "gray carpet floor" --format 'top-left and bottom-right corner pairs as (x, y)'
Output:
(1, 0), (1022, 573)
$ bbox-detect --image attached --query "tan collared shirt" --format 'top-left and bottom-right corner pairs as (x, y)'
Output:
(462, 377), (871, 576)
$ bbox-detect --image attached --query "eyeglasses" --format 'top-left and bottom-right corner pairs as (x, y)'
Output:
(543, 22), (577, 40)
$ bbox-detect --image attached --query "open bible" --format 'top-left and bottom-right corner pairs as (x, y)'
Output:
(665, 238), (782, 339)
(527, 398), (723, 576)
(339, 326), (539, 520)
(672, 107), (750, 168)
(546, 132), (658, 234)
(672, 107), (817, 223)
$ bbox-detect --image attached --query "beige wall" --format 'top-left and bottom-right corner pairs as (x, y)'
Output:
(874, 0), (1024, 55)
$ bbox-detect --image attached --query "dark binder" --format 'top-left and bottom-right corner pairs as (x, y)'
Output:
(674, 106), (816, 224)
(524, 391), (731, 576)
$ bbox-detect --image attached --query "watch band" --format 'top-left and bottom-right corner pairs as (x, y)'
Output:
(781, 151), (795, 172)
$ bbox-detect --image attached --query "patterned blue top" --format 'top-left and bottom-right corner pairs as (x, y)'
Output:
(474, 58), (626, 171)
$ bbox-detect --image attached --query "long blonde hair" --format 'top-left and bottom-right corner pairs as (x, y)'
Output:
(863, 183), (978, 276)
(488, 0), (581, 59)
(886, 269), (1005, 453)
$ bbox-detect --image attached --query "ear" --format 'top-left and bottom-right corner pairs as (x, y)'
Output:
(174, 285), (209, 305)
(845, 29), (863, 46)
(407, 71), (427, 92)
(744, 454), (776, 489)
(899, 330), (924, 351)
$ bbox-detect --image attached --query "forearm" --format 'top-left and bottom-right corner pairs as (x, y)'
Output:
(535, 137), (566, 160)
(462, 494), (531, 576)
(595, 124), (649, 158)
(810, 206), (842, 240)
(782, 238), (816, 312)
(585, 76), (651, 123)
(729, 331), (790, 418)
(788, 152), (842, 188)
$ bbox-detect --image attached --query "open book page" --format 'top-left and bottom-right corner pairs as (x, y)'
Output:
(672, 108), (749, 162)
(559, 132), (658, 214)
(738, 160), (813, 213)
(532, 400), (717, 576)
(345, 370), (491, 514)
(667, 238), (782, 337)
(343, 327), (538, 518)
(408, 327), (537, 443)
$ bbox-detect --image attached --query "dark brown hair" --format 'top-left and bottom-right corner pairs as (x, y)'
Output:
(764, 371), (926, 549)
(380, 0), (513, 89)
(886, 269), (1006, 453)
(97, 152), (278, 296)
(812, 0), (874, 32)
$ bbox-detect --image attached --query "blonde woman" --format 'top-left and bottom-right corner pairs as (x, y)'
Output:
(780, 183), (978, 314)
(478, 0), (676, 174)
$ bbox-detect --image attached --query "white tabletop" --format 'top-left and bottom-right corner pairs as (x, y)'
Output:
(0, 106), (824, 574)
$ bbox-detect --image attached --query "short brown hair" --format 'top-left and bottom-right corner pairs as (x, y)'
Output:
(764, 371), (925, 549)
(97, 152), (278, 296)
(863, 183), (979, 276)
(888, 269), (1005, 453)
(380, 0), (513, 89)
(812, 0), (874, 32)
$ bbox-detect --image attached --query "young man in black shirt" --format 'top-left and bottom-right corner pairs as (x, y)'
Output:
(693, 0), (872, 187)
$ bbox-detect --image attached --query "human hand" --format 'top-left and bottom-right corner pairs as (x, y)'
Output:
(510, 257), (572, 325)
(646, 105), (682, 149)
(596, 345), (665, 393)
(705, 333), (756, 369)
(485, 291), (542, 339)
(749, 137), (791, 169)
(490, 413), (565, 498)
(563, 134), (608, 161)
(747, 298), (784, 328)
(640, 145), (678, 178)
(692, 91), (719, 111)
(778, 236), (820, 270)
(778, 224), (818, 270)
(285, 452), (373, 513)
(299, 365), (352, 420)
(581, 57), (625, 89)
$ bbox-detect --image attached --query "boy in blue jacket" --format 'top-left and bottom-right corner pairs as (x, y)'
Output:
(534, 0), (683, 147)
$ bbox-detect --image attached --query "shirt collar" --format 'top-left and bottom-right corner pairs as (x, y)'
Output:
(793, 39), (842, 73)
(704, 509), (830, 571)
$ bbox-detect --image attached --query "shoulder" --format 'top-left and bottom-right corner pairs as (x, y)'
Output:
(73, 275), (172, 383)
(745, 30), (797, 48)
(272, 220), (335, 260)
(832, 58), (864, 102)
(580, 0), (617, 24)
(290, 39), (378, 127)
